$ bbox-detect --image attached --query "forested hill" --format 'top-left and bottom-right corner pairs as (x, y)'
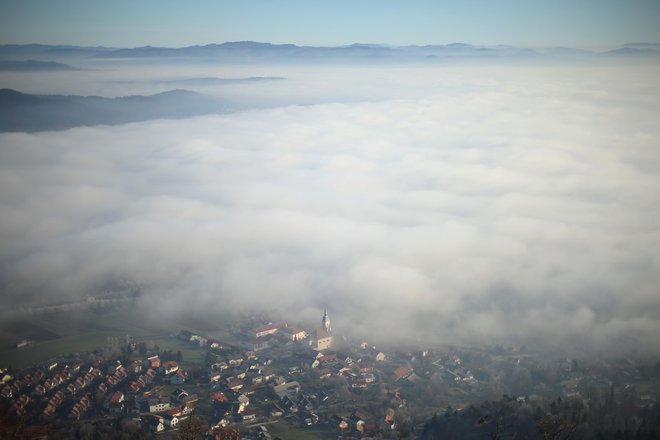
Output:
(419, 391), (660, 440)
(0, 88), (232, 132)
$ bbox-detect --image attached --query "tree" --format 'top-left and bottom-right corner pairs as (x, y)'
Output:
(397, 417), (414, 439)
(177, 413), (205, 440)
(537, 414), (578, 440)
(0, 405), (27, 440)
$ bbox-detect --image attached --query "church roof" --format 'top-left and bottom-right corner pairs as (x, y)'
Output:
(315, 327), (331, 340)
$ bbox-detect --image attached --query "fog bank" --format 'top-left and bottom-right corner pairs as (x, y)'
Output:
(1, 63), (659, 356)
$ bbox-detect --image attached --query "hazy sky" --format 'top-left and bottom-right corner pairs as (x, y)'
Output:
(1, 0), (659, 49)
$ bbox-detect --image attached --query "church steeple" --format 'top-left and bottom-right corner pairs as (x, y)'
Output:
(311, 308), (334, 351)
(322, 308), (331, 334)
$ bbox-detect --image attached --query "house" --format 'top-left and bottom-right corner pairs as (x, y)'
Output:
(69, 394), (92, 420)
(210, 340), (223, 349)
(226, 377), (244, 391)
(161, 361), (179, 375)
(146, 398), (171, 413)
(128, 360), (143, 374)
(128, 379), (142, 393)
(272, 381), (300, 399)
(145, 368), (156, 382)
(252, 334), (278, 351)
(0, 387), (12, 399)
(560, 378), (582, 398)
(280, 395), (298, 413)
(182, 393), (199, 411)
(1, 372), (13, 384)
(270, 403), (284, 417)
(227, 355), (244, 366)
(251, 322), (286, 339)
(356, 363), (374, 374)
(179, 330), (194, 341)
(190, 335), (208, 347)
(363, 373), (376, 383)
(375, 352), (387, 362)
(106, 361), (122, 375)
(237, 393), (250, 406)
(331, 415), (350, 430)
(280, 326), (307, 341)
(43, 390), (64, 417)
(108, 391), (125, 413)
(392, 364), (414, 382)
(168, 406), (184, 417)
(13, 394), (30, 414)
(242, 408), (260, 422)
(296, 393), (314, 411)
(317, 353), (338, 365)
(145, 415), (165, 432)
(211, 392), (229, 403)
(300, 411), (319, 426)
(147, 355), (160, 369)
(33, 384), (46, 396)
(384, 412), (396, 429)
(163, 413), (179, 428)
(172, 388), (189, 402)
(109, 401), (124, 414)
(213, 427), (242, 440)
(170, 369), (187, 385)
(212, 362), (228, 373)
(66, 382), (78, 395)
(43, 403), (56, 417)
(250, 374), (265, 385)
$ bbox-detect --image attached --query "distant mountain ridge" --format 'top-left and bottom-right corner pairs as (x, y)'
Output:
(96, 41), (594, 60)
(156, 76), (286, 85)
(0, 59), (82, 71)
(0, 44), (115, 59)
(0, 88), (233, 132)
(2, 41), (657, 62)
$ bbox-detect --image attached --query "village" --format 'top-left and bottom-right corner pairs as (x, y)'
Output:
(1, 309), (658, 439)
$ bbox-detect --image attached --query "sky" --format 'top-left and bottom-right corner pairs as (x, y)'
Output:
(1, 0), (660, 50)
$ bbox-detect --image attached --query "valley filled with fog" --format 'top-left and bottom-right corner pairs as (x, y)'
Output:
(2, 55), (660, 358)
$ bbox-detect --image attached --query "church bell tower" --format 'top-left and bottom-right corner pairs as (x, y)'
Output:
(322, 309), (331, 334)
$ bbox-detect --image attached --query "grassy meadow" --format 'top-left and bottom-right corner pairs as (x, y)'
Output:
(0, 304), (232, 369)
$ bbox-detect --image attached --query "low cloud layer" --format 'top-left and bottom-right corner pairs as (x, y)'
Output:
(1, 63), (659, 357)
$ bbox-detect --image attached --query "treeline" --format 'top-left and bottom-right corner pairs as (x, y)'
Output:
(420, 389), (659, 440)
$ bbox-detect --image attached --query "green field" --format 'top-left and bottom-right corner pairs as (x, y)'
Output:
(0, 305), (230, 369)
(268, 423), (330, 440)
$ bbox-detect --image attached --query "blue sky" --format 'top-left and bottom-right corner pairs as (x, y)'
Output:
(1, 0), (659, 49)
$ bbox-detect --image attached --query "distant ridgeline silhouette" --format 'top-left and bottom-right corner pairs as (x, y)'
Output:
(0, 88), (232, 132)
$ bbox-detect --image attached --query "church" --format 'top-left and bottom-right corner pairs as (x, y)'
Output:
(310, 309), (333, 351)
